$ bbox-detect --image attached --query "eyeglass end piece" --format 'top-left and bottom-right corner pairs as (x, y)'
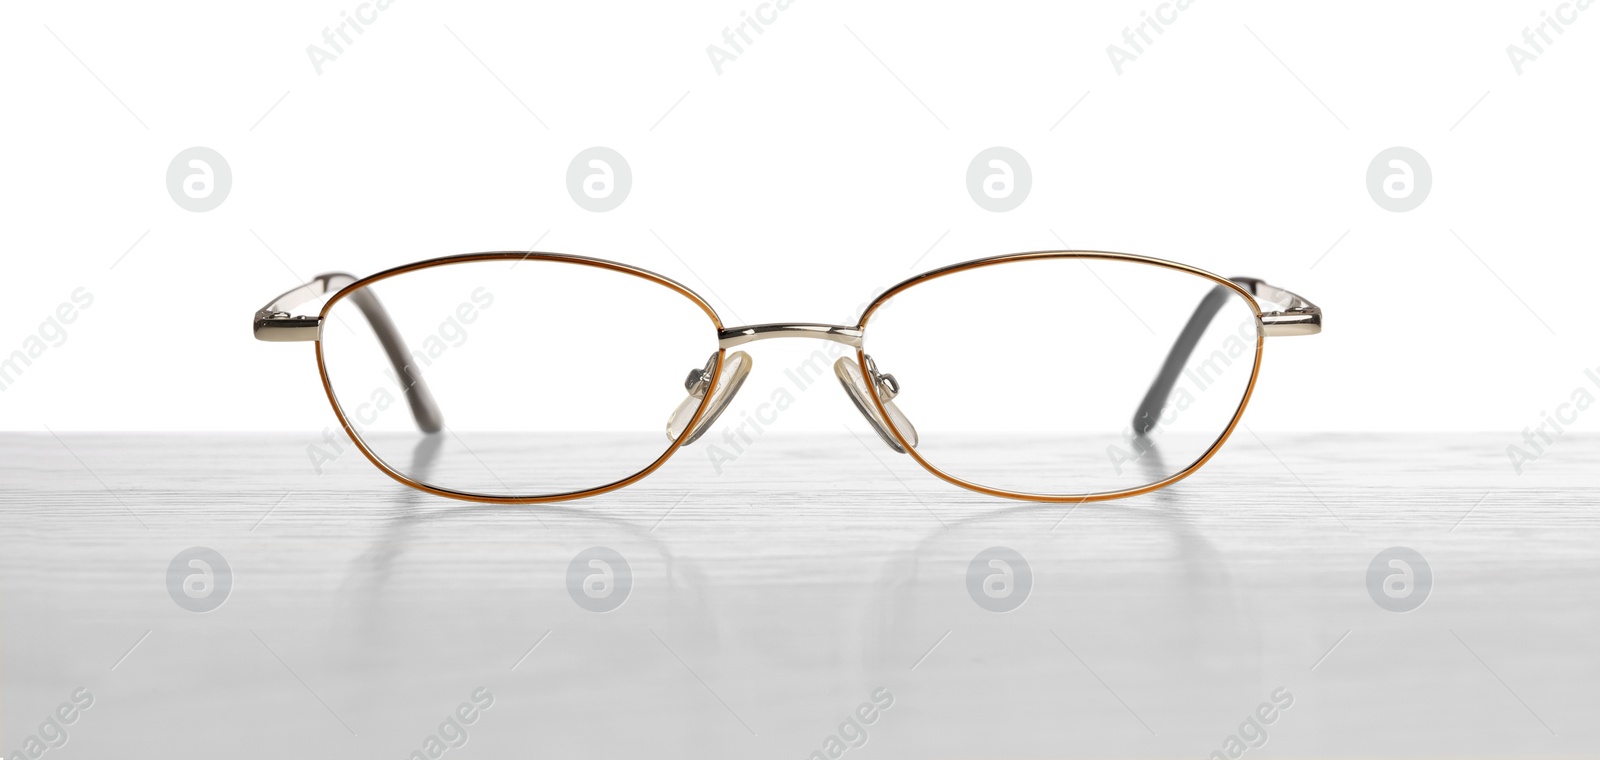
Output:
(1260, 310), (1321, 337)
(253, 313), (322, 342)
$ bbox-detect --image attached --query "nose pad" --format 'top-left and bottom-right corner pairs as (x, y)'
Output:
(666, 351), (753, 445)
(834, 355), (918, 453)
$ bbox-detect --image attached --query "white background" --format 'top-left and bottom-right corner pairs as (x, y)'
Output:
(0, 1), (1594, 432)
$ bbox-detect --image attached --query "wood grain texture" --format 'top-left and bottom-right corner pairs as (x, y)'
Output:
(2, 431), (1596, 759)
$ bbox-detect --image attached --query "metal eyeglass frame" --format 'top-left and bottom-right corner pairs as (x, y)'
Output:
(253, 250), (1321, 504)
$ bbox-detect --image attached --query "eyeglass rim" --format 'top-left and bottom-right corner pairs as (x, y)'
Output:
(855, 250), (1267, 504)
(313, 251), (728, 504)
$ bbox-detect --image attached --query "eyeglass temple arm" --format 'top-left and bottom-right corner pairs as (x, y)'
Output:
(253, 273), (444, 434)
(1131, 278), (1321, 436)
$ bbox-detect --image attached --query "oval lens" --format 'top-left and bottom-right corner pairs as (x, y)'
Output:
(318, 256), (720, 498)
(859, 255), (1261, 498)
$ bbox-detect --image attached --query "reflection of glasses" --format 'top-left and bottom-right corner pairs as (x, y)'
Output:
(253, 251), (1320, 504)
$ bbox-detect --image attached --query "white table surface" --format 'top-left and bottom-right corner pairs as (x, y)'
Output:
(2, 431), (1595, 759)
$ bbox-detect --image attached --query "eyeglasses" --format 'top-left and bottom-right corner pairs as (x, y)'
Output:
(253, 251), (1320, 504)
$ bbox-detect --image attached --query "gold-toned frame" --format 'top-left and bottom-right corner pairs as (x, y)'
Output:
(312, 252), (728, 505)
(854, 250), (1266, 504)
(256, 248), (1317, 505)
